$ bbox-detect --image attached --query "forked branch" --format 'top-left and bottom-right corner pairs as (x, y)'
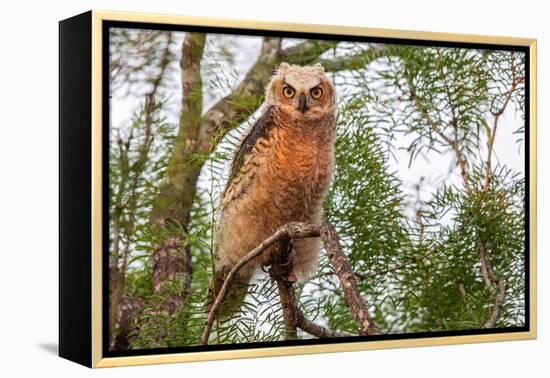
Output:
(200, 222), (376, 345)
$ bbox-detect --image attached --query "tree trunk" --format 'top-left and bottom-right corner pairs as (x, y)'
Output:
(148, 32), (207, 311)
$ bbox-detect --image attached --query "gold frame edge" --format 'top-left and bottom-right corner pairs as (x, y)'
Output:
(89, 9), (538, 368)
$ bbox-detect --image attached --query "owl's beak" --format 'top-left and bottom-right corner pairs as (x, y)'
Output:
(298, 93), (308, 113)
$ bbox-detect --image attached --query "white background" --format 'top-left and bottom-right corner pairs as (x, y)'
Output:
(0, 0), (547, 376)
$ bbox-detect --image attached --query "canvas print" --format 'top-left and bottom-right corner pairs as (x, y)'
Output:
(107, 25), (527, 353)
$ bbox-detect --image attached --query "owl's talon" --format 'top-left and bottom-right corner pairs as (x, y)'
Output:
(279, 248), (297, 267)
(279, 259), (292, 267)
(286, 273), (298, 283)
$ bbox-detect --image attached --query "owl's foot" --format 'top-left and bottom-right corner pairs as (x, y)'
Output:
(267, 247), (298, 283)
(278, 248), (296, 267)
(281, 249), (298, 283)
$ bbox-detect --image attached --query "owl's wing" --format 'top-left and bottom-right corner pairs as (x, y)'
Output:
(221, 106), (276, 207)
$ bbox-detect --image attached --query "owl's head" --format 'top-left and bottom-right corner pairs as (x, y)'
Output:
(265, 62), (336, 121)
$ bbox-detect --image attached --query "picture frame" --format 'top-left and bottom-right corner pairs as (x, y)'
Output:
(59, 9), (537, 368)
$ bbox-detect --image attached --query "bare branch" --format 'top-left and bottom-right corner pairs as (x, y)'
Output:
(200, 222), (371, 345)
(148, 32), (173, 98)
(320, 222), (379, 336)
(483, 279), (507, 328)
(479, 243), (507, 328)
(269, 240), (300, 339)
(479, 244), (495, 293)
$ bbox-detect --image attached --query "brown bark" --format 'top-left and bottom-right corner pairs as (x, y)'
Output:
(200, 222), (372, 345)
(269, 241), (352, 340)
(269, 240), (300, 339)
(296, 313), (351, 338)
(147, 33), (206, 315)
(483, 279), (507, 328)
(111, 296), (145, 350)
(320, 222), (379, 336)
(480, 243), (507, 328)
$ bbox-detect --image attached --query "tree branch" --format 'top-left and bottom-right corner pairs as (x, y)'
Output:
(479, 243), (507, 328)
(319, 45), (389, 72)
(483, 55), (525, 192)
(269, 239), (300, 339)
(200, 222), (371, 345)
(148, 32), (206, 316)
(320, 222), (379, 335)
(109, 93), (158, 348)
(279, 40), (336, 62)
(479, 244), (495, 293)
(405, 80), (472, 194)
(296, 311), (351, 338)
(151, 32), (207, 227)
(437, 61), (473, 194)
(483, 279), (507, 328)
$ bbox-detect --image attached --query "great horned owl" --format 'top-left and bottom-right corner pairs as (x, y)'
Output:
(209, 62), (336, 319)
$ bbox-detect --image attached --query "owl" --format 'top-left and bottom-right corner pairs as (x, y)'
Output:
(209, 62), (337, 319)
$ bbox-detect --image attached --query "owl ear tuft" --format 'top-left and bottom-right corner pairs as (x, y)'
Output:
(313, 63), (325, 73)
(277, 62), (291, 74)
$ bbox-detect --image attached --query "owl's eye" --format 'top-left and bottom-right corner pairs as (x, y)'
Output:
(310, 86), (323, 99)
(282, 86), (295, 98)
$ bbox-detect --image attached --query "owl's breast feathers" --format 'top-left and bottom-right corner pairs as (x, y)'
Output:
(221, 105), (335, 222)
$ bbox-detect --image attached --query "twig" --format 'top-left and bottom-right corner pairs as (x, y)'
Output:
(479, 244), (495, 293)
(479, 243), (507, 328)
(405, 77), (472, 193)
(318, 46), (389, 72)
(200, 222), (371, 345)
(270, 240), (299, 339)
(456, 279), (467, 302)
(320, 222), (379, 335)
(408, 87), (454, 146)
(483, 279), (507, 328)
(483, 59), (525, 192)
(296, 310), (351, 338)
